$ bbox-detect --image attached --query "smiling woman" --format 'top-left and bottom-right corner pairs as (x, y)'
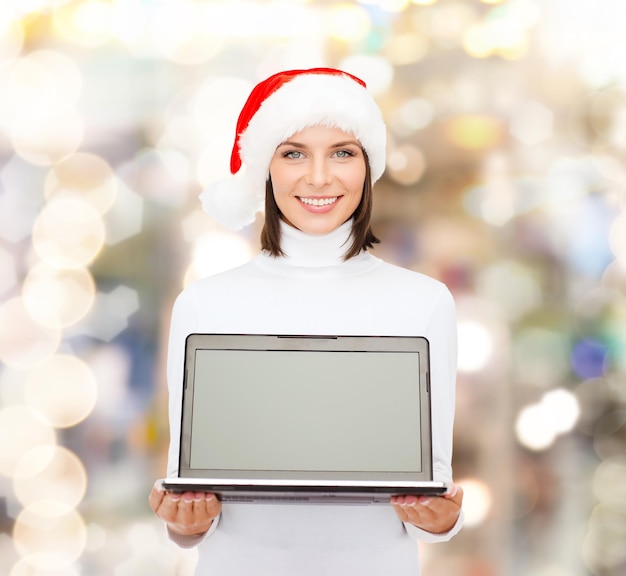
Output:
(151, 68), (464, 576)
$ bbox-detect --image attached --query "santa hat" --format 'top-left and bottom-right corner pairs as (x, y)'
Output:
(200, 67), (387, 230)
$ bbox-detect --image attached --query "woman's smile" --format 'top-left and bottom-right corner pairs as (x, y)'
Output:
(298, 195), (339, 209)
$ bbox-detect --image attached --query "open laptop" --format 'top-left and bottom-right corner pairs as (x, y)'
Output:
(161, 334), (449, 503)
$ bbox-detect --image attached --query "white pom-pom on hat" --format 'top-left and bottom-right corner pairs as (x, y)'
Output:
(200, 68), (387, 230)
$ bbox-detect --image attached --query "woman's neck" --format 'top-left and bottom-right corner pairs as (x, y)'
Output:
(276, 220), (354, 267)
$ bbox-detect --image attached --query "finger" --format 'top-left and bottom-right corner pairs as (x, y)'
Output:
(177, 492), (197, 525)
(204, 493), (222, 519)
(148, 482), (166, 513)
(157, 491), (184, 523)
(442, 485), (463, 507)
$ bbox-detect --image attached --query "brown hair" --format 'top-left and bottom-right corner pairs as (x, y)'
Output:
(260, 149), (380, 260)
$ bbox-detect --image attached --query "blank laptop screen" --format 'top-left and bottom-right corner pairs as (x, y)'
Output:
(190, 350), (423, 474)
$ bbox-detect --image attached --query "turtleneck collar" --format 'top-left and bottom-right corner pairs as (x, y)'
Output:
(254, 220), (380, 277)
(280, 219), (352, 267)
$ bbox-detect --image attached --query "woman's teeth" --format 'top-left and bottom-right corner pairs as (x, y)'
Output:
(300, 197), (338, 206)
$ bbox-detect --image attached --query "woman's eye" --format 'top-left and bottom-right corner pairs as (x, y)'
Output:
(284, 150), (303, 159)
(335, 150), (354, 158)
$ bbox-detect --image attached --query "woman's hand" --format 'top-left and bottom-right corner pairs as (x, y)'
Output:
(149, 482), (222, 537)
(391, 484), (463, 534)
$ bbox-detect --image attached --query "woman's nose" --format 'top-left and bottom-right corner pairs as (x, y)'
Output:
(305, 157), (332, 188)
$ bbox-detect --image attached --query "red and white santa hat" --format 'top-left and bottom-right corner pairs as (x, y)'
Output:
(200, 67), (387, 230)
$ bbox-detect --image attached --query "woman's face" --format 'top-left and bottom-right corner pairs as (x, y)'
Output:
(268, 125), (366, 236)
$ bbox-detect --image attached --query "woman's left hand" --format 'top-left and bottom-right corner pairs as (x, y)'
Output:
(391, 484), (463, 534)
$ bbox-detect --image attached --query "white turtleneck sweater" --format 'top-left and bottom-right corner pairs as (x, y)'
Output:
(165, 221), (462, 575)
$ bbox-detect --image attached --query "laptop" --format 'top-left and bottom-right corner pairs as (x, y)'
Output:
(161, 334), (450, 503)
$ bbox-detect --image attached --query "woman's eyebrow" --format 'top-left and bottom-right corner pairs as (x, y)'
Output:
(276, 139), (361, 149)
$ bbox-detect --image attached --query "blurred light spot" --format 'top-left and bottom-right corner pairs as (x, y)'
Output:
(24, 354), (98, 428)
(0, 13), (24, 59)
(32, 197), (105, 269)
(464, 154), (543, 226)
(0, 405), (56, 477)
(53, 0), (115, 47)
(327, 3), (371, 42)
(382, 33), (429, 66)
(593, 456), (626, 503)
(44, 153), (117, 215)
(389, 98), (434, 137)
(102, 181), (144, 246)
(462, 22), (493, 58)
(339, 55), (393, 96)
(191, 76), (252, 142)
(516, 388), (580, 451)
(609, 211), (626, 259)
(373, 0), (410, 11)
(428, 2), (476, 47)
(22, 263), (96, 329)
(510, 100), (554, 146)
(571, 338), (608, 380)
(513, 328), (570, 389)
(544, 181), (613, 277)
(150, 1), (223, 65)
(192, 77), (253, 185)
(444, 115), (503, 150)
(2, 0), (73, 19)
(86, 345), (131, 421)
(458, 478), (491, 527)
(181, 210), (214, 244)
(10, 558), (81, 576)
(0, 298), (61, 370)
(158, 113), (197, 153)
(154, 1), (317, 41)
(574, 378), (612, 436)
(411, 0), (438, 5)
(525, 565), (576, 576)
(13, 445), (87, 511)
(584, 459), (626, 572)
(593, 411), (626, 460)
(117, 148), (190, 207)
(457, 321), (494, 373)
(592, 153), (626, 187)
(476, 260), (542, 321)
(79, 285), (139, 342)
(516, 403), (556, 451)
(0, 50), (82, 130)
(463, 3), (532, 59)
(13, 501), (86, 571)
(185, 231), (256, 285)
(11, 109), (84, 167)
(541, 388), (580, 434)
(387, 145), (425, 186)
(587, 88), (626, 149)
(0, 246), (17, 297)
(0, 155), (46, 243)
(84, 523), (107, 553)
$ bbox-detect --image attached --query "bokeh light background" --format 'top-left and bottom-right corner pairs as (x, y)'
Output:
(0, 0), (625, 574)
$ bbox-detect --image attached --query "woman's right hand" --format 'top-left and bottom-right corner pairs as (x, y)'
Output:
(149, 482), (222, 537)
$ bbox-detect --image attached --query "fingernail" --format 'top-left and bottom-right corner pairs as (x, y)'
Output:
(419, 497), (431, 506)
(170, 495), (180, 502)
(205, 494), (214, 501)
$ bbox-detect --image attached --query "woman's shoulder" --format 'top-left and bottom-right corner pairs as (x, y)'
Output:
(374, 258), (451, 294)
(174, 260), (258, 302)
